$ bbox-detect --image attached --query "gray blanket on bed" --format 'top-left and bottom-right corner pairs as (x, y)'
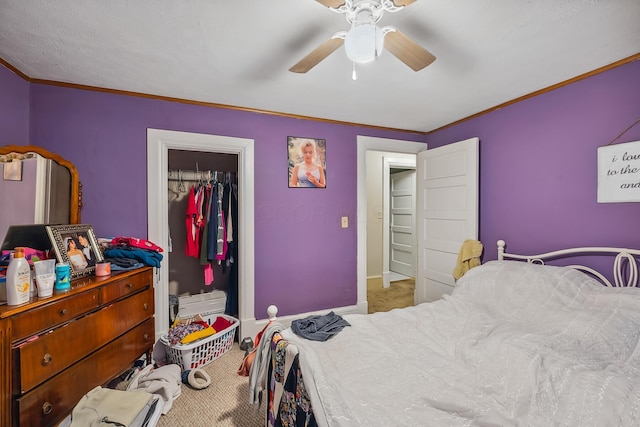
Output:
(291, 311), (350, 341)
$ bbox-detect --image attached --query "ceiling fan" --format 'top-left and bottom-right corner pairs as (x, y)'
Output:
(289, 0), (436, 74)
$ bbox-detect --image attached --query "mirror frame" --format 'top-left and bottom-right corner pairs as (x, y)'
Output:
(0, 145), (82, 224)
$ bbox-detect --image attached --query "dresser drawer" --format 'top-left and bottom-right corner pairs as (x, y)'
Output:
(11, 290), (100, 343)
(15, 318), (154, 427)
(14, 286), (153, 393)
(100, 269), (153, 304)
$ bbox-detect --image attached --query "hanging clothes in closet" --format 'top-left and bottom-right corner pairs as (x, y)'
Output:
(183, 171), (239, 317)
(224, 172), (239, 317)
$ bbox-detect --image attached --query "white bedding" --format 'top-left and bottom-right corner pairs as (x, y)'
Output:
(281, 261), (640, 427)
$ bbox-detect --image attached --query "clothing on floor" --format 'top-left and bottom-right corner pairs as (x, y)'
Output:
(127, 364), (182, 415)
(69, 386), (154, 427)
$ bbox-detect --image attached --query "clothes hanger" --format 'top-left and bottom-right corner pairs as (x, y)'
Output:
(177, 169), (187, 193)
(196, 163), (202, 187)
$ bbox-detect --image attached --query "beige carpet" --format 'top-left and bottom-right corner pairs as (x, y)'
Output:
(157, 282), (415, 425)
(367, 277), (415, 314)
(157, 343), (263, 427)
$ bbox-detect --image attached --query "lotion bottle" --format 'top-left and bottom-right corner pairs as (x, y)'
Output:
(6, 247), (31, 305)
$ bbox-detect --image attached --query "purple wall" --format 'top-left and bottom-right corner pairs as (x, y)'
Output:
(0, 159), (37, 241)
(7, 57), (636, 316)
(25, 84), (425, 318)
(0, 63), (29, 145)
(0, 63), (30, 244)
(428, 59), (640, 265)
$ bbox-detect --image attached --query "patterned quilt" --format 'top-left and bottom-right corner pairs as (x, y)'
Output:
(267, 333), (317, 427)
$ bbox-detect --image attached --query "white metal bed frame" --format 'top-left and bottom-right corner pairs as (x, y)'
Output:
(497, 239), (640, 288)
(265, 240), (640, 322)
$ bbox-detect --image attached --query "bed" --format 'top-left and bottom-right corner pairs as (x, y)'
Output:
(261, 240), (640, 427)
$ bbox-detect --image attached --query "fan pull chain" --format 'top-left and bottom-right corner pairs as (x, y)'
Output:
(352, 62), (357, 81)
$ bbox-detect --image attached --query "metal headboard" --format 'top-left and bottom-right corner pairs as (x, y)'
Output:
(497, 240), (640, 287)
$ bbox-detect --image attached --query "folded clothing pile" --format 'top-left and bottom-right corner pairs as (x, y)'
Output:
(60, 386), (163, 427)
(103, 236), (164, 270)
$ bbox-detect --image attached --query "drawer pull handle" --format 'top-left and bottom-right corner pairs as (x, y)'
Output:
(42, 402), (53, 415)
(42, 353), (53, 366)
(59, 308), (67, 316)
(144, 333), (150, 341)
(143, 303), (149, 310)
(125, 283), (133, 289)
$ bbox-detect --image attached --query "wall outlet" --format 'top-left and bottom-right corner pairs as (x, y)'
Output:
(341, 216), (349, 228)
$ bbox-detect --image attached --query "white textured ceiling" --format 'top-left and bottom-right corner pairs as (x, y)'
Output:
(1, 0), (639, 132)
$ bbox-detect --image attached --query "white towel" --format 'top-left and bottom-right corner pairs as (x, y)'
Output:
(452, 239), (483, 280)
(127, 364), (182, 414)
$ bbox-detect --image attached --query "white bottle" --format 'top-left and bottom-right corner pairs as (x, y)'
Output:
(6, 247), (31, 306)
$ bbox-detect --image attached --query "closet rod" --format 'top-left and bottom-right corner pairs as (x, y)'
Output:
(167, 169), (212, 182)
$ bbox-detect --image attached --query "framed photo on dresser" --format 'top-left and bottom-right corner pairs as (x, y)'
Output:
(46, 224), (103, 279)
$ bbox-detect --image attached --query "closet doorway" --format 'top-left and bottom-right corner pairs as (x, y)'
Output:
(147, 129), (255, 342)
(167, 150), (238, 320)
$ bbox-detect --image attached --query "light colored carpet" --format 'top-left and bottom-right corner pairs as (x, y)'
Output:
(157, 343), (263, 427)
(367, 277), (415, 314)
(157, 281), (415, 425)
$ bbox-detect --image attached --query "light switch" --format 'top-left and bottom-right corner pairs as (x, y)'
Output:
(341, 216), (349, 228)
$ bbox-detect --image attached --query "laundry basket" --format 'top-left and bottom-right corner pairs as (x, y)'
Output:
(161, 314), (239, 370)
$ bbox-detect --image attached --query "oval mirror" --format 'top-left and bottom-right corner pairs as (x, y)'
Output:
(0, 145), (81, 239)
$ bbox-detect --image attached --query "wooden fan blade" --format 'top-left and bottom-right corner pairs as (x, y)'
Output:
(392, 0), (417, 6)
(315, 0), (346, 8)
(289, 37), (345, 73)
(384, 30), (436, 71)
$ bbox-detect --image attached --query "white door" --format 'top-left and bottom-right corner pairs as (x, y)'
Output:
(389, 169), (416, 277)
(415, 137), (479, 304)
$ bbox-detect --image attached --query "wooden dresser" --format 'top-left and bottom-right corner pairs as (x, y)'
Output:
(0, 266), (155, 427)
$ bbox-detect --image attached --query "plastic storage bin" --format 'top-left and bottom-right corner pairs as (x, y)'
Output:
(177, 291), (227, 318)
(161, 314), (238, 370)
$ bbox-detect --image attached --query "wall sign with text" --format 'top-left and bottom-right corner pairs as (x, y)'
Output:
(597, 140), (640, 203)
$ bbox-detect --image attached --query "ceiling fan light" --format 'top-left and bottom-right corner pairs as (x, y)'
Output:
(344, 23), (384, 63)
